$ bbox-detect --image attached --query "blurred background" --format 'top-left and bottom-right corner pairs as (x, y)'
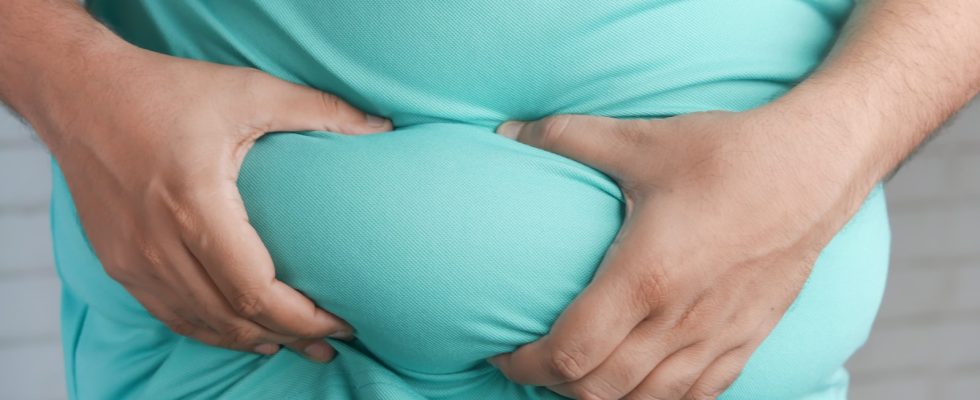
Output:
(0, 100), (977, 399)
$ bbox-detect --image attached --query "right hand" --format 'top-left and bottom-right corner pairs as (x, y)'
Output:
(33, 43), (392, 361)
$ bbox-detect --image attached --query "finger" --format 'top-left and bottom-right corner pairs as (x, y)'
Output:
(132, 289), (210, 338)
(547, 319), (679, 400)
(495, 114), (659, 179)
(627, 343), (716, 400)
(489, 251), (650, 386)
(178, 184), (354, 340)
(186, 324), (281, 355)
(136, 291), (280, 354)
(162, 238), (302, 346)
(284, 339), (339, 364)
(251, 72), (392, 134)
(683, 346), (754, 400)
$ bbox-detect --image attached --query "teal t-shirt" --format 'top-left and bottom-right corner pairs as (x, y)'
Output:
(52, 1), (889, 398)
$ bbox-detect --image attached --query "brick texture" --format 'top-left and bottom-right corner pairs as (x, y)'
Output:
(847, 99), (980, 399)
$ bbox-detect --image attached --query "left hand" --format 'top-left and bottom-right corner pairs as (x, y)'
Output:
(487, 106), (873, 399)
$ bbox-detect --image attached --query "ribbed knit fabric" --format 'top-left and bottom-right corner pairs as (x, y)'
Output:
(51, 1), (889, 398)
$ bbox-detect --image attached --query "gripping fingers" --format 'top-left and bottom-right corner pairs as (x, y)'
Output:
(683, 346), (754, 400)
(626, 343), (716, 400)
(179, 185), (353, 339)
(284, 339), (341, 363)
(160, 234), (302, 349)
(135, 292), (276, 354)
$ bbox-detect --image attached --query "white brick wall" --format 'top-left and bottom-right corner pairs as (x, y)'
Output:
(847, 100), (980, 399)
(0, 109), (62, 400)
(0, 100), (977, 399)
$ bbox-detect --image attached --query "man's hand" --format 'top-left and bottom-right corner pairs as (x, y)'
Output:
(0, 1), (392, 362)
(488, 108), (863, 399)
(58, 49), (392, 360)
(487, 0), (980, 398)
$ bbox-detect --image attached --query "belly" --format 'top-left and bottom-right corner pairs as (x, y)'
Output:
(239, 124), (623, 371)
(51, 124), (889, 399)
(53, 1), (888, 399)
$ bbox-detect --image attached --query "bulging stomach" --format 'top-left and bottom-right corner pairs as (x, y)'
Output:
(52, 120), (890, 399)
(235, 123), (890, 395)
(240, 123), (623, 369)
(54, 1), (889, 399)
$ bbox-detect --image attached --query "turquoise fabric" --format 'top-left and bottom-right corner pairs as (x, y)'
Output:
(51, 1), (890, 398)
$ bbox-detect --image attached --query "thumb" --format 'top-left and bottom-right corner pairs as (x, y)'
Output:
(495, 114), (649, 178)
(252, 73), (393, 135)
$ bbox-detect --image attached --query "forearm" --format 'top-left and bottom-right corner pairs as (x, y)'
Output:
(0, 0), (130, 147)
(772, 0), (980, 186)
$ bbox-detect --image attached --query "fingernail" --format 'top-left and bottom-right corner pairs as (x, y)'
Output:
(366, 114), (388, 127)
(328, 329), (355, 340)
(496, 120), (525, 139)
(254, 343), (279, 355)
(304, 342), (331, 362)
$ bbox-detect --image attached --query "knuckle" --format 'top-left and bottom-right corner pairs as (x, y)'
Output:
(666, 374), (700, 398)
(133, 236), (165, 269)
(102, 261), (132, 284)
(685, 385), (722, 400)
(318, 91), (344, 116)
(535, 115), (573, 148)
(171, 203), (196, 233)
(688, 369), (741, 400)
(627, 395), (663, 400)
(624, 389), (669, 400)
(163, 190), (200, 234)
(167, 191), (221, 249)
(548, 346), (590, 381)
(572, 387), (608, 400)
(633, 268), (670, 311)
(101, 258), (148, 287)
(572, 382), (618, 400)
(673, 302), (705, 332)
(163, 317), (197, 337)
(193, 334), (223, 348)
(95, 240), (139, 286)
(631, 394), (669, 400)
(230, 291), (266, 319)
(224, 324), (262, 345)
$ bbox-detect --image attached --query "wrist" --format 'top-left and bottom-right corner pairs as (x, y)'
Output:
(728, 88), (886, 230)
(760, 79), (887, 187)
(0, 1), (135, 151)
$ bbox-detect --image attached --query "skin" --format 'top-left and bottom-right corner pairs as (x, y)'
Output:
(1, 0), (977, 397)
(0, 0), (394, 362)
(488, 0), (980, 399)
